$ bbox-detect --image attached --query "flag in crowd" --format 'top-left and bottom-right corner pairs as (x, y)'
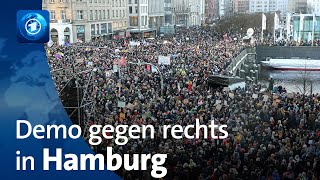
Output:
(262, 13), (267, 30)
(261, 13), (267, 41)
(300, 13), (304, 31)
(274, 12), (280, 43)
(286, 12), (291, 40)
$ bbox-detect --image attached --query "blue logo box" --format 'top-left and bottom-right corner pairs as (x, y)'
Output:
(17, 10), (50, 43)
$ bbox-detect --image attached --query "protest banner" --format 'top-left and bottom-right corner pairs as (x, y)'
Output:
(158, 55), (171, 65)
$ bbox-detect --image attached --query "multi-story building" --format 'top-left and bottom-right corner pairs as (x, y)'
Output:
(270, 0), (288, 13)
(127, 0), (155, 37)
(171, 0), (205, 26)
(205, 0), (216, 23)
(189, 0), (205, 25)
(249, 0), (269, 13)
(307, 0), (320, 15)
(249, 0), (288, 13)
(164, 0), (173, 24)
(172, 0), (191, 26)
(111, 0), (128, 38)
(43, 0), (127, 44)
(215, 0), (233, 17)
(292, 14), (320, 41)
(43, 0), (74, 45)
(288, 0), (307, 13)
(217, 0), (225, 17)
(225, 0), (234, 16)
(234, 0), (249, 14)
(148, 0), (165, 30)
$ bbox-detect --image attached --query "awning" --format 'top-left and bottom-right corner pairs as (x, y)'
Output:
(126, 28), (156, 33)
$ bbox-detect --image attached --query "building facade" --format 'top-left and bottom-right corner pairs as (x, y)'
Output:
(172, 0), (191, 26)
(271, 0), (288, 13)
(224, 0), (234, 16)
(164, 0), (173, 24)
(288, 0), (308, 13)
(111, 0), (128, 38)
(249, 0), (288, 14)
(43, 0), (74, 45)
(148, 0), (165, 30)
(217, 0), (225, 17)
(127, 0), (156, 37)
(43, 0), (127, 44)
(307, 0), (320, 15)
(189, 0), (205, 25)
(205, 0), (216, 23)
(170, 0), (205, 26)
(292, 14), (320, 41)
(234, 0), (249, 14)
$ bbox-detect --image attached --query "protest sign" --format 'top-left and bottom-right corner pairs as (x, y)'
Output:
(158, 56), (171, 65)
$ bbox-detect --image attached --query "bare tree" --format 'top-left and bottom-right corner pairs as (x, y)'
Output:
(291, 60), (319, 96)
(214, 13), (275, 35)
(307, 5), (315, 14)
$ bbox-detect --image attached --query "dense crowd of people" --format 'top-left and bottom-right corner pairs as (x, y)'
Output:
(47, 27), (320, 180)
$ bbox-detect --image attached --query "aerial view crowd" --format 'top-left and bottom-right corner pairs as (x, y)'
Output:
(46, 27), (320, 179)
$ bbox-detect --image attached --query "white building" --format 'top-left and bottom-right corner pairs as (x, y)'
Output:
(249, 0), (288, 13)
(216, 0), (233, 17)
(148, 0), (165, 29)
(307, 0), (320, 15)
(127, 0), (156, 37)
(43, 0), (127, 45)
(271, 0), (288, 13)
(171, 0), (204, 26)
(224, 0), (234, 16)
(111, 0), (128, 38)
(189, 0), (205, 25)
(218, 0), (225, 17)
(128, 0), (148, 28)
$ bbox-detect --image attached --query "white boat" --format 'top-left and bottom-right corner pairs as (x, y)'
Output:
(261, 58), (320, 71)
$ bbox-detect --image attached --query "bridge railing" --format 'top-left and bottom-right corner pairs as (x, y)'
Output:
(227, 47), (256, 75)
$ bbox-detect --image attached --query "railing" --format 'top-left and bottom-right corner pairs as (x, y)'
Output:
(226, 47), (256, 75)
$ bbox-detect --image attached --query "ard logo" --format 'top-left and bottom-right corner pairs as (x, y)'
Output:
(17, 10), (49, 43)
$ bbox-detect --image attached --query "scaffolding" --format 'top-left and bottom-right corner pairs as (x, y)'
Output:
(49, 55), (97, 135)
(49, 45), (164, 139)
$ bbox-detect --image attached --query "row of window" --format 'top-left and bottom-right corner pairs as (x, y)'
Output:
(90, 21), (126, 36)
(128, 0), (147, 5)
(128, 5), (147, 14)
(49, 9), (126, 21)
(90, 23), (113, 35)
(89, 9), (126, 20)
(45, 0), (126, 6)
(129, 15), (147, 26)
(88, 0), (126, 6)
(112, 21), (127, 29)
(49, 10), (66, 20)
